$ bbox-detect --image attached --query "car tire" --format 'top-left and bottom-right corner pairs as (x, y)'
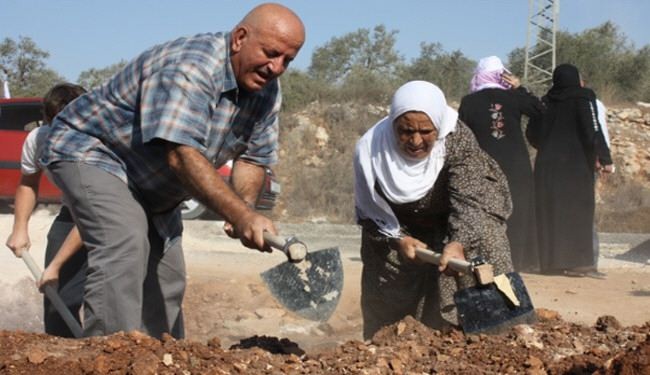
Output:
(180, 198), (207, 220)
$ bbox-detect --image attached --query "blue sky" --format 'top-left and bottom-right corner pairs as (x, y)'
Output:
(1, 0), (649, 82)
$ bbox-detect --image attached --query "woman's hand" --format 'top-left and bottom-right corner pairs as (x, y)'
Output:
(438, 241), (466, 276)
(502, 73), (521, 89)
(596, 159), (615, 180)
(392, 236), (427, 262)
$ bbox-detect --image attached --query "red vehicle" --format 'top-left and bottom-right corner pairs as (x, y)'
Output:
(0, 97), (62, 203)
(179, 160), (281, 220)
(0, 97), (279, 219)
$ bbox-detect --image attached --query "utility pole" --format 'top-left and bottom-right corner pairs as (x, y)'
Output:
(524, 0), (559, 88)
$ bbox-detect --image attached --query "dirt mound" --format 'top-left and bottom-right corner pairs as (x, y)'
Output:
(600, 336), (650, 375)
(1, 309), (648, 374)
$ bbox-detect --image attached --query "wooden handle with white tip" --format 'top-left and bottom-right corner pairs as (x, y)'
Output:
(415, 247), (494, 285)
(21, 251), (84, 338)
(263, 232), (308, 263)
(415, 247), (474, 273)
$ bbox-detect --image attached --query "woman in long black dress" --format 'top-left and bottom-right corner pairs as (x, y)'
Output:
(527, 64), (613, 275)
(458, 56), (544, 272)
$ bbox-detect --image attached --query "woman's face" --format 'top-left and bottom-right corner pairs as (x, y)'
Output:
(393, 111), (438, 160)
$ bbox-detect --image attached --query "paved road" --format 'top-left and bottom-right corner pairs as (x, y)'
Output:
(183, 220), (650, 270)
(2, 214), (649, 286)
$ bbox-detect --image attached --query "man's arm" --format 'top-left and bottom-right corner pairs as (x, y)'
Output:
(166, 143), (276, 251)
(222, 159), (267, 238)
(5, 173), (41, 256)
(230, 159), (265, 206)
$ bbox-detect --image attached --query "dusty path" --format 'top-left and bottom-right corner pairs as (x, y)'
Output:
(0, 211), (649, 351)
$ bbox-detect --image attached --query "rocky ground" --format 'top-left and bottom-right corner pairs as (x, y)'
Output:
(0, 311), (648, 374)
(1, 215), (649, 374)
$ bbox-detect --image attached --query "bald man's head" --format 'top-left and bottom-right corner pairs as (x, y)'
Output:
(230, 3), (305, 92)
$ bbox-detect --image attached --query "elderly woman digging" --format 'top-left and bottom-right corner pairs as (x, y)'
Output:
(354, 80), (515, 339)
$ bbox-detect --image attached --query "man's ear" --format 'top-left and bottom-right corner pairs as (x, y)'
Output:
(231, 26), (249, 53)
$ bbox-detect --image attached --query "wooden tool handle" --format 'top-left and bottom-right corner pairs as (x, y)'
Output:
(415, 247), (494, 285)
(415, 247), (474, 273)
(263, 232), (308, 263)
(263, 232), (287, 250)
(21, 251), (84, 338)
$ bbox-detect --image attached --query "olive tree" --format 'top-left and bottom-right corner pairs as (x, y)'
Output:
(77, 60), (128, 89)
(399, 42), (475, 102)
(0, 36), (64, 97)
(308, 25), (403, 83)
(509, 22), (650, 101)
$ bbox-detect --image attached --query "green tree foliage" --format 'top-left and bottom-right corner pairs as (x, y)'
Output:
(509, 22), (650, 101)
(279, 69), (334, 112)
(77, 60), (128, 89)
(282, 25), (406, 108)
(308, 25), (403, 83)
(0, 36), (64, 97)
(507, 46), (550, 96)
(339, 65), (399, 104)
(399, 42), (475, 102)
(556, 22), (631, 99)
(507, 47), (525, 77)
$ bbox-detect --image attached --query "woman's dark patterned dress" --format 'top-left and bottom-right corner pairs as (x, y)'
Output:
(359, 121), (514, 339)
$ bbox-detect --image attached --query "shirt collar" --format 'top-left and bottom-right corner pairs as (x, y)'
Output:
(222, 32), (238, 93)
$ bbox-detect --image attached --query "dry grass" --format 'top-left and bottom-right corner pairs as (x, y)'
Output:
(275, 103), (650, 233)
(597, 176), (650, 232)
(275, 103), (384, 223)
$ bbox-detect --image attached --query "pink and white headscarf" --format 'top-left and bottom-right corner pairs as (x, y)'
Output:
(469, 56), (511, 93)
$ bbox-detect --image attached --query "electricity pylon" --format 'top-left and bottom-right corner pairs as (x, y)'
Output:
(524, 0), (559, 87)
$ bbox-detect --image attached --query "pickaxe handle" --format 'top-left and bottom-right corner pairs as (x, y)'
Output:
(21, 251), (84, 338)
(263, 232), (308, 263)
(415, 247), (494, 285)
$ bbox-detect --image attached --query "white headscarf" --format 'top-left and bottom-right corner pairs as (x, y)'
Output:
(354, 81), (458, 237)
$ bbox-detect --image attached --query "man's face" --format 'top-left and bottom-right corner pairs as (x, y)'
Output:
(393, 111), (438, 160)
(230, 26), (303, 92)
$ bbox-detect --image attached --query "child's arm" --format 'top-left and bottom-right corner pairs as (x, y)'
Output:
(6, 127), (44, 257)
(38, 225), (83, 291)
(6, 173), (41, 256)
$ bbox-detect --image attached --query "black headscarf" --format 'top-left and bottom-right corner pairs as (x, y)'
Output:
(545, 64), (595, 102)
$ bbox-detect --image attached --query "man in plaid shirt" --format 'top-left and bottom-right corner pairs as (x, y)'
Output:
(40, 3), (305, 338)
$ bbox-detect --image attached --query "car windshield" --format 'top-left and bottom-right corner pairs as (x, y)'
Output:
(0, 102), (43, 131)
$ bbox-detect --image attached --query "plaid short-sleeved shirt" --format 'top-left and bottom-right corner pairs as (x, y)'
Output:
(40, 32), (280, 246)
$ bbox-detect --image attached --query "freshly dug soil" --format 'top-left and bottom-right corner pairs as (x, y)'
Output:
(1, 310), (648, 374)
(1, 215), (648, 373)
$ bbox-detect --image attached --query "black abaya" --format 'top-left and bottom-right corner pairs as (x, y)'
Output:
(527, 64), (612, 273)
(459, 87), (543, 271)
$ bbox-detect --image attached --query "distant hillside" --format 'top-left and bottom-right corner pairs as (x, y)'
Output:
(272, 101), (650, 233)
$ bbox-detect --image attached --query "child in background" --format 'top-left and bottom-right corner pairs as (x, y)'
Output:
(5, 83), (87, 337)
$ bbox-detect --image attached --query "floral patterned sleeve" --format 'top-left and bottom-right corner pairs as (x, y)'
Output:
(444, 121), (512, 259)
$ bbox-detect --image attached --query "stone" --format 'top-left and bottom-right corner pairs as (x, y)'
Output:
(162, 353), (173, 366)
(26, 348), (49, 364)
(254, 307), (286, 319)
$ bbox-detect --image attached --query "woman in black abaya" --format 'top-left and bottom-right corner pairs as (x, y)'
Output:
(459, 56), (544, 272)
(527, 64), (613, 275)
